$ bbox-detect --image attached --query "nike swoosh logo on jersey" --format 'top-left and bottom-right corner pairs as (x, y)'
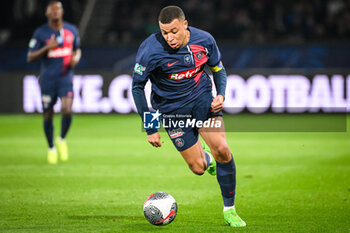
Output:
(168, 61), (179, 67)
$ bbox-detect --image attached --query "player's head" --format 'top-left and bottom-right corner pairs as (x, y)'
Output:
(46, 1), (64, 21)
(158, 6), (189, 50)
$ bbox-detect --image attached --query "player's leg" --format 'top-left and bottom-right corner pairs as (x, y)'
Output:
(41, 92), (58, 164)
(60, 96), (73, 139)
(199, 116), (246, 227)
(201, 139), (216, 175)
(56, 86), (73, 161)
(55, 96), (72, 161)
(199, 117), (235, 205)
(43, 108), (54, 149)
(165, 117), (212, 175)
(43, 107), (58, 164)
(178, 139), (208, 175)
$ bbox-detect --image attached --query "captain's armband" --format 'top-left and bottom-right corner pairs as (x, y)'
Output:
(209, 61), (223, 72)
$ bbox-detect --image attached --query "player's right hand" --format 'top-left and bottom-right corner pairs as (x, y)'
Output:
(147, 132), (162, 147)
(46, 34), (58, 50)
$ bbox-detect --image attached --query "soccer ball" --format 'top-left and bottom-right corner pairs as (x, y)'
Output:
(143, 192), (177, 225)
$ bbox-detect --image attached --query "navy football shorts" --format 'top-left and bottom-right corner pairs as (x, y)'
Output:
(40, 79), (73, 111)
(164, 90), (223, 152)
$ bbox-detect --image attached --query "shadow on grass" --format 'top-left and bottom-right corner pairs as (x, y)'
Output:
(68, 215), (178, 231)
(68, 215), (144, 220)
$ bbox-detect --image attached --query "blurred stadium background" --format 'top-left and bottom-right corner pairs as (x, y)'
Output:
(0, 0), (350, 114)
(0, 0), (349, 232)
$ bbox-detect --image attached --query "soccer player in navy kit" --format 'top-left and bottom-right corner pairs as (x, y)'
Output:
(132, 6), (246, 227)
(27, 1), (81, 164)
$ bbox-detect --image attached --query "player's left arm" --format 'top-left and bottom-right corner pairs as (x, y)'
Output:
(209, 63), (226, 113)
(70, 49), (81, 67)
(70, 26), (81, 68)
(206, 33), (226, 113)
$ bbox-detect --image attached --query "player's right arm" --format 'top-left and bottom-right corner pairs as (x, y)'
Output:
(132, 40), (162, 147)
(27, 34), (58, 63)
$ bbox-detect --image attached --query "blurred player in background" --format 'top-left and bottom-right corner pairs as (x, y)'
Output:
(132, 6), (245, 227)
(27, 1), (81, 164)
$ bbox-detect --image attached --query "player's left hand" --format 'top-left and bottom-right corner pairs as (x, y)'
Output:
(70, 58), (79, 67)
(211, 95), (224, 113)
(70, 49), (81, 68)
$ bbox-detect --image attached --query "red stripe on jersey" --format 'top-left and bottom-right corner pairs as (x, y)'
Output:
(189, 45), (208, 67)
(194, 70), (204, 87)
(62, 29), (74, 73)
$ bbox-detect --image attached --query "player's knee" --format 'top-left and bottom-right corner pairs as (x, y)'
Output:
(188, 161), (205, 175)
(211, 143), (231, 163)
(61, 106), (72, 117)
(43, 109), (54, 121)
(190, 167), (205, 176)
(44, 115), (53, 122)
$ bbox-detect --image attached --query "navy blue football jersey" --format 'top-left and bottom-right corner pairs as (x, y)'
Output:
(133, 26), (222, 113)
(28, 22), (80, 82)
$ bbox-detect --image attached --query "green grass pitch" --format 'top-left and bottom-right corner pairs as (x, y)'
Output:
(0, 114), (349, 232)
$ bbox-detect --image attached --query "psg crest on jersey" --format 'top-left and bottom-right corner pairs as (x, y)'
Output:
(196, 51), (203, 60)
(175, 138), (184, 148)
(184, 54), (191, 65)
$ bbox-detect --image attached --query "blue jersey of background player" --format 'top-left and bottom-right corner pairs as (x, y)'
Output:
(29, 22), (79, 86)
(27, 1), (81, 165)
(132, 6), (246, 227)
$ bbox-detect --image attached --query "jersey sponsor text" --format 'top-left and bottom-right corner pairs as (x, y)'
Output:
(48, 47), (72, 58)
(168, 66), (203, 81)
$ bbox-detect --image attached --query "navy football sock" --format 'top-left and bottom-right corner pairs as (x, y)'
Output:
(204, 151), (211, 168)
(61, 115), (72, 139)
(43, 118), (54, 148)
(216, 154), (236, 207)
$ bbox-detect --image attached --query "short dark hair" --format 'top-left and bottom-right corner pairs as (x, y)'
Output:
(47, 1), (63, 10)
(158, 6), (185, 24)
